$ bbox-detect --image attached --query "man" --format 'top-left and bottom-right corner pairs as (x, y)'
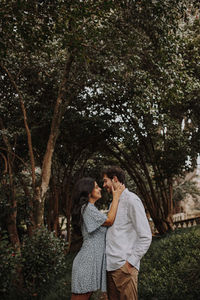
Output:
(102, 166), (152, 300)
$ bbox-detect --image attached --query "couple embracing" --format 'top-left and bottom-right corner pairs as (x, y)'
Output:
(71, 166), (152, 300)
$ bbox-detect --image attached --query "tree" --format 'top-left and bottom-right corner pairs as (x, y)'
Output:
(45, 108), (113, 248)
(74, 0), (200, 234)
(0, 0), (115, 240)
(1, 0), (199, 241)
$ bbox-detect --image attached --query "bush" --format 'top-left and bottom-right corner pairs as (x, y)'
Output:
(21, 227), (68, 299)
(139, 226), (200, 300)
(0, 227), (70, 300)
(2, 226), (199, 300)
(0, 233), (21, 299)
(43, 252), (76, 300)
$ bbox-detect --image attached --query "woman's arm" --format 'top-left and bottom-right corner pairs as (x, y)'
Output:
(103, 185), (124, 226)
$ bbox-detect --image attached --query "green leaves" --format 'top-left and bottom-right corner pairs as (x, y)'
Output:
(1, 0), (199, 235)
(139, 227), (200, 299)
(21, 227), (67, 297)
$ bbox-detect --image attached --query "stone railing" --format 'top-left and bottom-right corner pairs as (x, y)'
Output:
(173, 216), (200, 229)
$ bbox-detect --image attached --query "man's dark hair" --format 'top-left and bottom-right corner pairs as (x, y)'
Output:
(102, 166), (125, 184)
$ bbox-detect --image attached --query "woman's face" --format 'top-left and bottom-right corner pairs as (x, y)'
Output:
(91, 181), (102, 201)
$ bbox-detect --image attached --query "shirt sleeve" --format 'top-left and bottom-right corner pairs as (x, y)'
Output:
(83, 203), (107, 233)
(127, 196), (152, 267)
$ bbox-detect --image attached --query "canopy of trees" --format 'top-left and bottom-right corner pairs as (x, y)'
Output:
(0, 1), (200, 253)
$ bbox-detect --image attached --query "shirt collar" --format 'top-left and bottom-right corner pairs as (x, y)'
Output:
(119, 188), (128, 201)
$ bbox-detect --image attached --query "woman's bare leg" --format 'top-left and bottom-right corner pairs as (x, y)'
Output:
(71, 292), (93, 300)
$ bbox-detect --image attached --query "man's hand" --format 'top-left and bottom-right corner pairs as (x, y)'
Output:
(125, 261), (134, 273)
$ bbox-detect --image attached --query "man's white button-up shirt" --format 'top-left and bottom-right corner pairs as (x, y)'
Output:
(106, 188), (152, 271)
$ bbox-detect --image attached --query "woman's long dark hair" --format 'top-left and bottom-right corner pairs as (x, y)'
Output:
(71, 177), (95, 235)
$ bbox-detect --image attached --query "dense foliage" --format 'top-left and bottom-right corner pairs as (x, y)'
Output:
(0, 2), (200, 298)
(1, 226), (196, 300)
(0, 227), (68, 300)
(0, 234), (21, 298)
(80, 0), (200, 233)
(139, 226), (200, 300)
(44, 226), (200, 300)
(1, 0), (200, 237)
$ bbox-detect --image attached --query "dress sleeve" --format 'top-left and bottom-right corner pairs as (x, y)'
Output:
(82, 203), (107, 233)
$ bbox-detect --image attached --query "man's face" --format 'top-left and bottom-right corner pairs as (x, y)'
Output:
(103, 174), (113, 193)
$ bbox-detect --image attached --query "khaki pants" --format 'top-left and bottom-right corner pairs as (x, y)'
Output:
(107, 264), (138, 300)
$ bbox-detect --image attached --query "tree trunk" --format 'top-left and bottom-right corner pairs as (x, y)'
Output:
(107, 143), (174, 235)
(1, 55), (74, 230)
(35, 54), (74, 227)
(47, 178), (60, 236)
(61, 173), (73, 251)
(1, 162), (23, 290)
(51, 176), (60, 236)
(66, 207), (72, 247)
(47, 193), (53, 232)
(0, 119), (22, 250)
(65, 185), (72, 251)
(6, 188), (21, 252)
(19, 177), (35, 236)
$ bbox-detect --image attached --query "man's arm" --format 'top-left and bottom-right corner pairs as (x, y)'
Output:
(127, 196), (152, 268)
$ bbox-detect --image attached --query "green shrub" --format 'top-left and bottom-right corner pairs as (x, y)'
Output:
(2, 226), (199, 300)
(139, 226), (200, 300)
(0, 227), (70, 300)
(0, 233), (21, 299)
(21, 227), (68, 299)
(43, 252), (76, 300)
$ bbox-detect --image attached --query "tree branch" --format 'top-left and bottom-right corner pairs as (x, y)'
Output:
(0, 64), (36, 189)
(41, 54), (74, 198)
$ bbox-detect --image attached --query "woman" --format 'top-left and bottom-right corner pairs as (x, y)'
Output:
(71, 177), (123, 300)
